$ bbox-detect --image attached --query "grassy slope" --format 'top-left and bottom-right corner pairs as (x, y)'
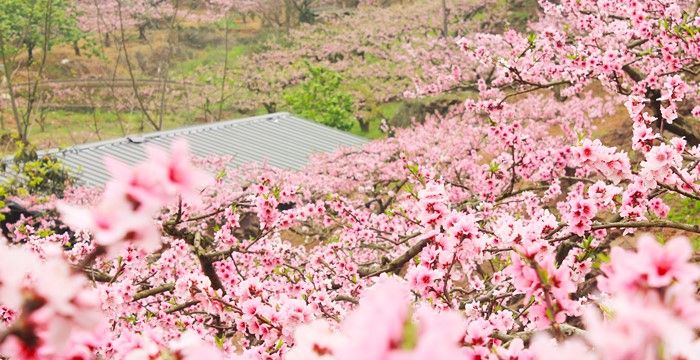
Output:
(1, 18), (263, 152)
(3, 1), (492, 151)
(1, 27), (387, 151)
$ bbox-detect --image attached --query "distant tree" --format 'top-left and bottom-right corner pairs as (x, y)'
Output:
(0, 0), (83, 144)
(292, 0), (317, 24)
(284, 62), (355, 131)
(0, 0), (82, 64)
(239, 0), (338, 29)
(73, 0), (175, 46)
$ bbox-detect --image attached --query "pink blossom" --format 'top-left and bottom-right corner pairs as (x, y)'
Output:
(169, 331), (225, 360)
(660, 104), (678, 123)
(636, 235), (699, 288)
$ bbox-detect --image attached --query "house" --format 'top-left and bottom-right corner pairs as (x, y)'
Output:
(4, 113), (367, 186)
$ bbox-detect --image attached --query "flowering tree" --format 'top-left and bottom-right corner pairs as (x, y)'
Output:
(1, 0), (700, 359)
(70, 0), (228, 132)
(72, 0), (195, 43)
(416, 0), (700, 144)
(215, 0), (502, 119)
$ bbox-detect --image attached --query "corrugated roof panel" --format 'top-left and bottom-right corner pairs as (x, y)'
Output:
(1, 113), (367, 186)
(211, 122), (302, 167)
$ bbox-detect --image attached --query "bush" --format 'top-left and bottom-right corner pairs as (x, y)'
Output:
(284, 63), (356, 131)
(1, 140), (73, 201)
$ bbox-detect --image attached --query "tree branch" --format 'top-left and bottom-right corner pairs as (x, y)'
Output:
(359, 237), (429, 278)
(132, 283), (175, 301)
(591, 220), (700, 234)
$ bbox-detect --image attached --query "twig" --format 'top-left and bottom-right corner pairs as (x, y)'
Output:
(132, 283), (175, 301)
(359, 237), (429, 277)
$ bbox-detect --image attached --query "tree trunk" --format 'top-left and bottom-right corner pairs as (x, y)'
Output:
(26, 42), (35, 65)
(1, 34), (27, 144)
(622, 64), (700, 147)
(285, 1), (292, 34)
(664, 118), (700, 147)
(298, 0), (316, 24)
(359, 118), (370, 133)
(441, 0), (448, 37)
(138, 24), (148, 41)
(264, 102), (277, 114)
(648, 88), (700, 147)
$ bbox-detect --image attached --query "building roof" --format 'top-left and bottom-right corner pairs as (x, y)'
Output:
(7, 113), (367, 186)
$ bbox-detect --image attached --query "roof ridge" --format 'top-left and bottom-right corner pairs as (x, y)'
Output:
(42, 112), (293, 156)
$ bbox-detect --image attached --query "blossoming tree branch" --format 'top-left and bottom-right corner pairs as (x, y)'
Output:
(1, 0), (700, 359)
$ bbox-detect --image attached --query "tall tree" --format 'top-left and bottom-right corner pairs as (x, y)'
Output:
(0, 0), (81, 144)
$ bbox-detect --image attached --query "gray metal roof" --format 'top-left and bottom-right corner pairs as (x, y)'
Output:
(4, 113), (367, 186)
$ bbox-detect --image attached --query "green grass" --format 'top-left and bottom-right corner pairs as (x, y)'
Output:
(348, 118), (383, 139)
(174, 43), (250, 81)
(666, 195), (700, 225)
(377, 101), (402, 119)
(7, 109), (192, 152)
(665, 194), (700, 249)
(347, 101), (402, 139)
(470, 10), (487, 23)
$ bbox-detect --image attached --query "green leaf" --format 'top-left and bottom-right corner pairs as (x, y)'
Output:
(545, 307), (555, 321)
(407, 163), (420, 177)
(215, 334), (227, 349)
(582, 236), (593, 249)
(216, 169), (226, 181)
(400, 317), (419, 350)
(124, 314), (138, 324)
(527, 32), (537, 46)
(536, 267), (549, 286)
(593, 252), (610, 269)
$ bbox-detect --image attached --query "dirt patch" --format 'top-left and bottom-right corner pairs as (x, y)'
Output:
(595, 105), (633, 151)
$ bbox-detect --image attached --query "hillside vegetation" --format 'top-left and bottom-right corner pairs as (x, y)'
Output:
(0, 0), (538, 153)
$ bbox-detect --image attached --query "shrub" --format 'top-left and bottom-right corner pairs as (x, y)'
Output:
(284, 62), (356, 131)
